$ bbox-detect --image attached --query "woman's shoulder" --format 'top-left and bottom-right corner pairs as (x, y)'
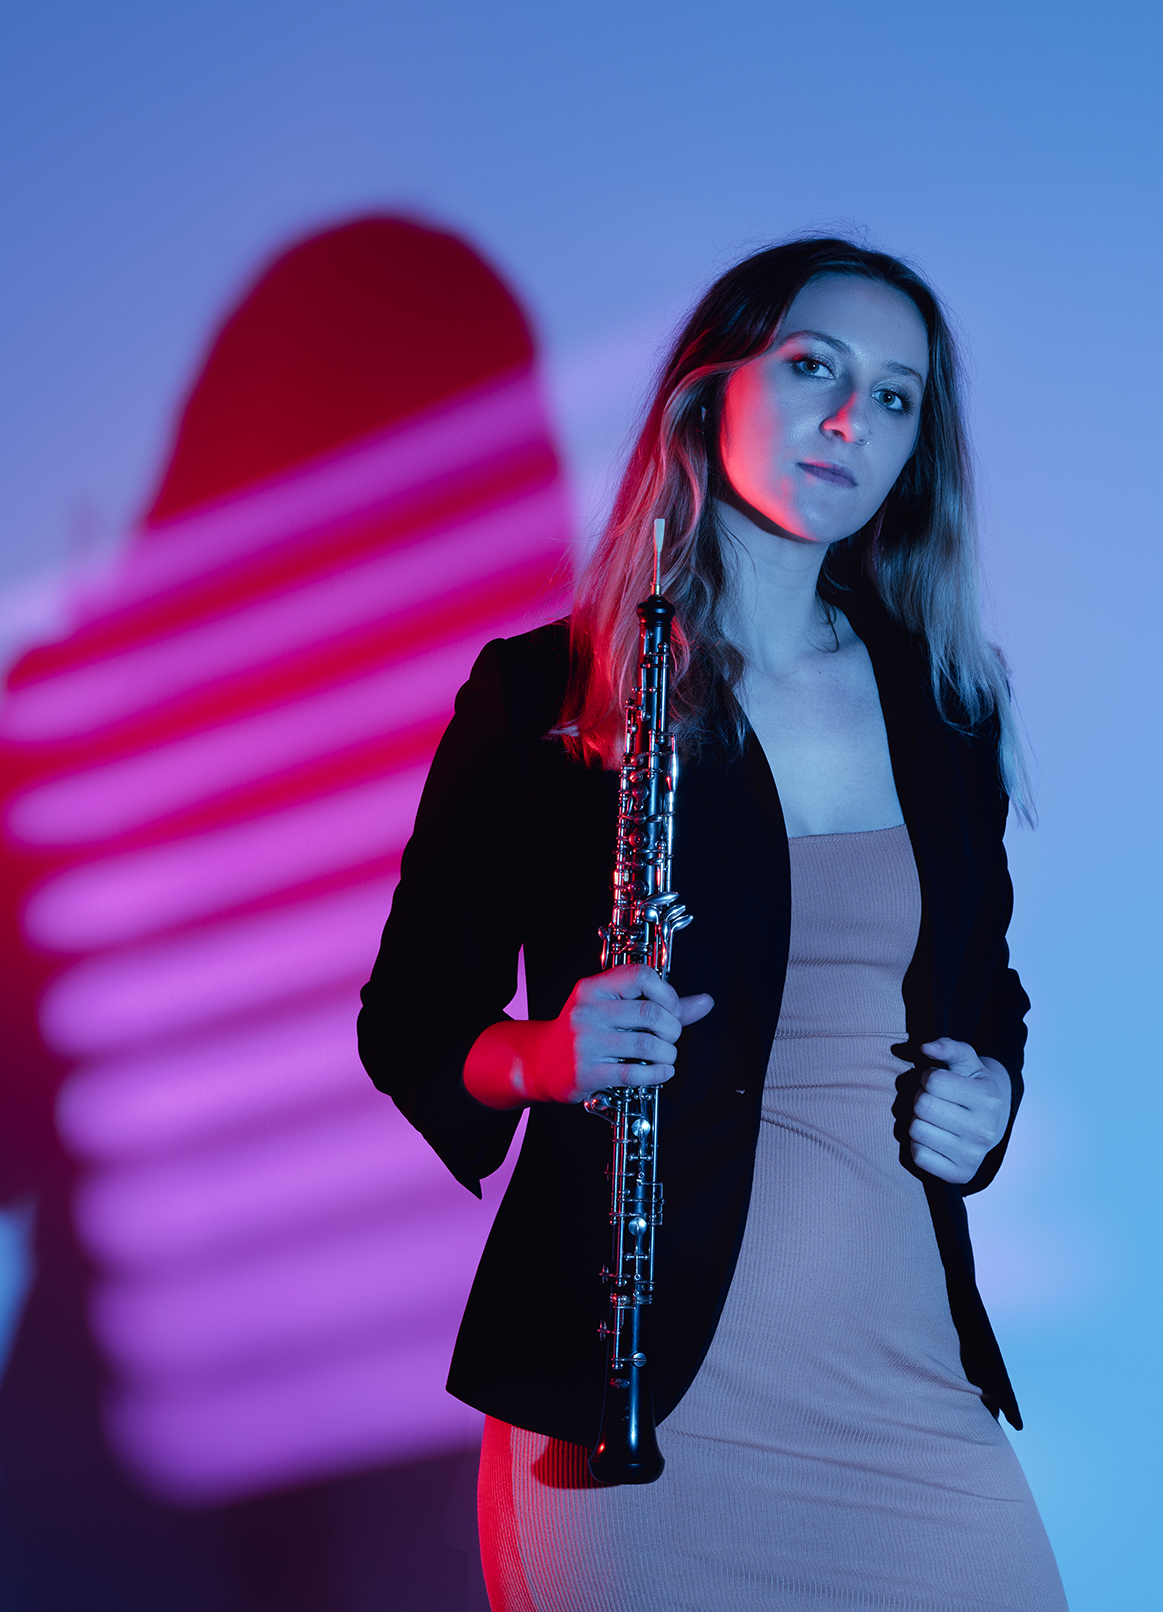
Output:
(473, 618), (571, 740)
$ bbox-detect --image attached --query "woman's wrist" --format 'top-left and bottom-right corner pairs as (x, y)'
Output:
(463, 1019), (553, 1110)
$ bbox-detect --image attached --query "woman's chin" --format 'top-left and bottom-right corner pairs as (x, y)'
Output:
(791, 506), (879, 549)
(715, 492), (871, 551)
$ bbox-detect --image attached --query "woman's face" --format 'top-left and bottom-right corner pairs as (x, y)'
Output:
(718, 274), (930, 546)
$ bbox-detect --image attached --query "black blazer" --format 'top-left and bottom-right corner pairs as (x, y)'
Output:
(358, 581), (1030, 1444)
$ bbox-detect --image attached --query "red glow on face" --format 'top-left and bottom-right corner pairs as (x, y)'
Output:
(0, 217), (556, 1503)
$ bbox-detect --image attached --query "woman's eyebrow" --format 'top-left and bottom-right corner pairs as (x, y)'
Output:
(778, 328), (926, 387)
(883, 360), (926, 385)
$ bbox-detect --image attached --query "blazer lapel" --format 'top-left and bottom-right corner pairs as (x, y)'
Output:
(846, 593), (947, 1057)
(668, 731), (791, 1106)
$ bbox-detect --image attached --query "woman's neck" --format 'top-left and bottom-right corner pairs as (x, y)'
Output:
(713, 497), (838, 674)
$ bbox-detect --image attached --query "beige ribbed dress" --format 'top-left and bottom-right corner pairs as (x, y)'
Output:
(478, 827), (1068, 1611)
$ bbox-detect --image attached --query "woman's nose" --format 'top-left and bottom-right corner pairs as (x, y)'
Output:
(822, 393), (870, 446)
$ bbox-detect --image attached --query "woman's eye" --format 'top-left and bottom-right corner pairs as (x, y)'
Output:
(874, 387), (911, 414)
(791, 357), (832, 378)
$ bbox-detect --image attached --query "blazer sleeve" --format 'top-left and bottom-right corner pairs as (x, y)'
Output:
(357, 639), (525, 1196)
(961, 937), (1029, 1194)
(961, 775), (1031, 1196)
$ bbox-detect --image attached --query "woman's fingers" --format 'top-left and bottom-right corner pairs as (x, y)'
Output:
(591, 968), (714, 1020)
(915, 1087), (985, 1132)
(909, 1115), (970, 1157)
(677, 991), (715, 1026)
(605, 1028), (679, 1064)
(920, 1069), (977, 1108)
(596, 964), (681, 1011)
(578, 968), (713, 1044)
(909, 1140), (974, 1185)
(912, 1093), (960, 1136)
(556, 967), (715, 1102)
(614, 1061), (676, 1087)
(909, 1041), (1012, 1180)
(917, 1049), (1009, 1142)
(920, 1037), (984, 1077)
(583, 993), (682, 1044)
(908, 1117), (983, 1183)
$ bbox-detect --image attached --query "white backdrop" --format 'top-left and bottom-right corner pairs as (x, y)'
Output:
(2, 2), (1160, 1604)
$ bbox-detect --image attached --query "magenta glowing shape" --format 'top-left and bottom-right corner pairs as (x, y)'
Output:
(24, 770), (426, 950)
(5, 350), (564, 1503)
(1, 479), (562, 744)
(55, 997), (375, 1157)
(40, 879), (401, 1056)
(7, 631), (492, 845)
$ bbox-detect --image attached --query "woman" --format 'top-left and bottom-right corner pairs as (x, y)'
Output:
(358, 239), (1068, 1610)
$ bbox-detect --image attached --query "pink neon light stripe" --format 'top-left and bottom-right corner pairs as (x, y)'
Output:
(91, 1200), (495, 1375)
(23, 767), (424, 951)
(75, 1100), (459, 1268)
(39, 876), (397, 1056)
(2, 484), (569, 742)
(76, 368), (548, 617)
(56, 996), (367, 1160)
(106, 1332), (486, 1504)
(8, 615), (527, 846)
(58, 953), (525, 1160)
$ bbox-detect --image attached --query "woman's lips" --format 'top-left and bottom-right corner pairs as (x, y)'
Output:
(800, 460), (856, 488)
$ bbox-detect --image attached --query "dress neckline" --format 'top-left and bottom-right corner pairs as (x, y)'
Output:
(786, 823), (908, 842)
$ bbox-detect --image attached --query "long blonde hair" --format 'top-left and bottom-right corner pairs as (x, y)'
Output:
(559, 237), (1031, 820)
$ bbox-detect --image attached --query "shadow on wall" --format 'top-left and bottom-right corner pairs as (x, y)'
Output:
(0, 215), (565, 1609)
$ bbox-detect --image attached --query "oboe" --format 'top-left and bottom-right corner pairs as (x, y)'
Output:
(585, 518), (691, 1487)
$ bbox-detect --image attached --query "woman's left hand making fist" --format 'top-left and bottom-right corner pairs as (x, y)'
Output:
(909, 1037), (1012, 1185)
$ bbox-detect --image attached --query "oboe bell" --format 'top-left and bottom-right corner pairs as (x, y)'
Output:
(584, 517), (691, 1486)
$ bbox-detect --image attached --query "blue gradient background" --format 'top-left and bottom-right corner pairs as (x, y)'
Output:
(1, 3), (1160, 1606)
